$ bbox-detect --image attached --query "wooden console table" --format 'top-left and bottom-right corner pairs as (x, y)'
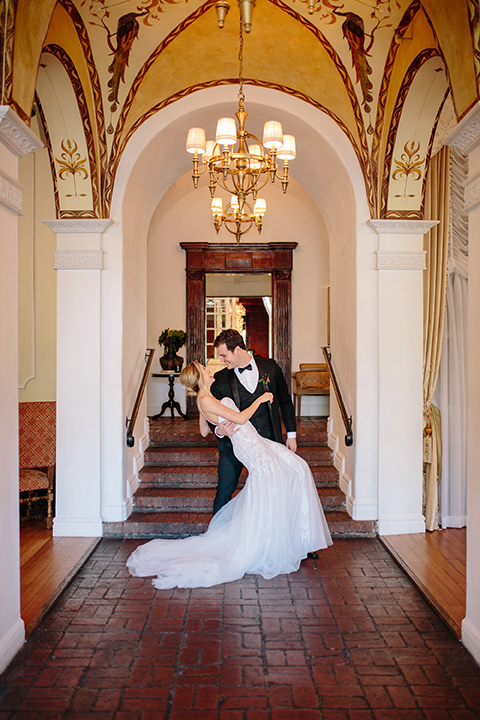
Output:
(151, 372), (187, 420)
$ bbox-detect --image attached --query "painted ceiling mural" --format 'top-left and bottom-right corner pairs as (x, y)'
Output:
(1, 0), (479, 219)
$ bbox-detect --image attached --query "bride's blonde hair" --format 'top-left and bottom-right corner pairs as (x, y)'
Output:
(179, 361), (205, 397)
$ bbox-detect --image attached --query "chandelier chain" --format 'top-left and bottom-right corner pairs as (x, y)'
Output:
(238, 14), (245, 110)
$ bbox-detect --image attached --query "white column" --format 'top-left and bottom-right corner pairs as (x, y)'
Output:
(43, 219), (112, 537)
(369, 219), (437, 535)
(0, 107), (42, 673)
(447, 103), (480, 663)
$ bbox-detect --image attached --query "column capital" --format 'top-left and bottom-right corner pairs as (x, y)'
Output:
(42, 218), (113, 234)
(0, 106), (43, 158)
(446, 102), (480, 154)
(368, 219), (438, 235)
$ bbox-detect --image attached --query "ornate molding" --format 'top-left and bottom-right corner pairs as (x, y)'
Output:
(0, 169), (23, 215)
(376, 251), (426, 270)
(0, 106), (43, 158)
(446, 102), (480, 153)
(368, 219), (438, 235)
(54, 251), (104, 270)
(43, 218), (113, 234)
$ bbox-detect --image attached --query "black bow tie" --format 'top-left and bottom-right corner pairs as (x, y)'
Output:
(238, 363), (252, 373)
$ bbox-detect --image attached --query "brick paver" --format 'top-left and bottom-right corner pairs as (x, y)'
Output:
(1, 538), (479, 719)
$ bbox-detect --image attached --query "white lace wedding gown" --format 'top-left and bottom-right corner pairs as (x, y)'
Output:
(127, 397), (333, 588)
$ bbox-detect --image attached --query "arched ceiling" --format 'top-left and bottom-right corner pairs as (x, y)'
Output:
(2, 0), (479, 220)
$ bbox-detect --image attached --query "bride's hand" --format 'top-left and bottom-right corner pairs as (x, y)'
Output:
(260, 392), (274, 404)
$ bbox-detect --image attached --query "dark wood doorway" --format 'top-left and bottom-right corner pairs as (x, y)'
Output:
(180, 242), (297, 414)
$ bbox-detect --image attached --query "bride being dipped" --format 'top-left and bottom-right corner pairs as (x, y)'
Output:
(127, 361), (332, 589)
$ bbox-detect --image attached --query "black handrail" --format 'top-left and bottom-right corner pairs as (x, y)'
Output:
(126, 349), (155, 448)
(322, 346), (353, 447)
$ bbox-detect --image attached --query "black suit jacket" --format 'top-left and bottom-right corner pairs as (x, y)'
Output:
(210, 356), (296, 443)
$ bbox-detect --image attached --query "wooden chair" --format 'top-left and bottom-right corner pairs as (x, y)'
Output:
(291, 364), (330, 417)
(19, 401), (56, 529)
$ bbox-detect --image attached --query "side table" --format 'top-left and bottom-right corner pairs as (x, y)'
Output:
(150, 372), (187, 420)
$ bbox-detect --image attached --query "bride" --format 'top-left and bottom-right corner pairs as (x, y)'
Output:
(127, 361), (332, 589)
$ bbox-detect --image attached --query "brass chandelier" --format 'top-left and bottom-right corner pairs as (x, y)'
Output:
(185, 10), (296, 243)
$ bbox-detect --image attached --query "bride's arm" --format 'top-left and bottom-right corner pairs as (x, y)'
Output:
(198, 412), (210, 437)
(199, 392), (273, 426)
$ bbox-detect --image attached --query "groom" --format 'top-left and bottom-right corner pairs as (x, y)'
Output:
(210, 328), (297, 515)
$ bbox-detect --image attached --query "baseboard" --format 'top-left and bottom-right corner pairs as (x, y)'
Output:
(378, 515), (426, 535)
(0, 618), (25, 674)
(333, 449), (345, 475)
(339, 471), (351, 498)
(53, 517), (103, 537)
(350, 498), (378, 521)
(462, 616), (480, 665)
(101, 501), (129, 522)
(328, 428), (338, 453)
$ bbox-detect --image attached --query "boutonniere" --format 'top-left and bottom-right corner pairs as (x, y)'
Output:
(259, 374), (270, 389)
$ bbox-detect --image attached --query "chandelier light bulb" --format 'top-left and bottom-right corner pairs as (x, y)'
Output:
(253, 198), (266, 217)
(216, 118), (237, 146)
(277, 134), (296, 160)
(248, 144), (262, 169)
(230, 194), (239, 211)
(211, 197), (223, 215)
(203, 140), (216, 163)
(263, 121), (283, 150)
(186, 127), (206, 154)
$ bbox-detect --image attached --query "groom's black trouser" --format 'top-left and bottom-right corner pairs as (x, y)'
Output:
(212, 439), (244, 516)
(213, 421), (276, 516)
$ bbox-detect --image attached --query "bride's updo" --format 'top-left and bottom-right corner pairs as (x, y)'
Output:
(179, 361), (204, 397)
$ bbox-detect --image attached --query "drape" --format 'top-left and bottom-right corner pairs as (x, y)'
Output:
(423, 146), (450, 531)
(434, 147), (468, 528)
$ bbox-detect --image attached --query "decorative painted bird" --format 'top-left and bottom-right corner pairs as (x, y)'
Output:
(107, 11), (148, 112)
(333, 9), (374, 113)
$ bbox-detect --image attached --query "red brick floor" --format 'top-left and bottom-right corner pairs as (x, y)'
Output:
(1, 538), (480, 719)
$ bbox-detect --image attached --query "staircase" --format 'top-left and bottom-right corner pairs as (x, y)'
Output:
(104, 417), (376, 538)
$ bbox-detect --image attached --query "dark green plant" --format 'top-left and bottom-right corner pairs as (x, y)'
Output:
(158, 328), (187, 354)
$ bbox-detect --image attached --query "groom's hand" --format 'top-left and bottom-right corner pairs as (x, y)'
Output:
(286, 437), (297, 453)
(216, 420), (239, 438)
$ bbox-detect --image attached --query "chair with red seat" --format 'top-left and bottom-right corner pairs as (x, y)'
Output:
(19, 401), (56, 529)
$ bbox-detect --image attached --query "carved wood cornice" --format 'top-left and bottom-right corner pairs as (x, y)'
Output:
(446, 102), (480, 154)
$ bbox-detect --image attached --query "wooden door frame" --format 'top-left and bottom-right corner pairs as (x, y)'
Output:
(180, 242), (297, 414)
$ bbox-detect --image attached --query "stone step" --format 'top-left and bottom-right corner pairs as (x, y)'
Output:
(138, 464), (340, 488)
(148, 417), (328, 448)
(144, 444), (333, 467)
(132, 486), (347, 513)
(103, 510), (376, 539)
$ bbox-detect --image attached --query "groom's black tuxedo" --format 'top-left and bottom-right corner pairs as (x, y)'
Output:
(210, 356), (296, 515)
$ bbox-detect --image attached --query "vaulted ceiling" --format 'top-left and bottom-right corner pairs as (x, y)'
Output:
(2, 0), (478, 219)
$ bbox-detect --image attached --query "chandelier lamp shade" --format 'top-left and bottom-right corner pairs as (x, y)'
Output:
(185, 9), (296, 243)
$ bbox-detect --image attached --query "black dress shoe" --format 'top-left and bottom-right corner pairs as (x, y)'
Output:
(307, 551), (318, 559)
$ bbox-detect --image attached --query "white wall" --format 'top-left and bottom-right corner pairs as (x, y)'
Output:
(18, 117), (56, 402)
(0, 107), (42, 673)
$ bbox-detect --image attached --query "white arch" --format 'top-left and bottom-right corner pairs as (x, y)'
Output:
(103, 85), (378, 527)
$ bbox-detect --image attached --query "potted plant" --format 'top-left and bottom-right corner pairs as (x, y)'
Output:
(158, 328), (187, 372)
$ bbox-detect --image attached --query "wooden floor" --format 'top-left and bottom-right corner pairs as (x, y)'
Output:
(20, 518), (100, 635)
(380, 527), (466, 639)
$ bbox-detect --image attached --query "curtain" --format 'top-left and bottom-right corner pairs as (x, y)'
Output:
(423, 146), (450, 531)
(434, 147), (468, 528)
